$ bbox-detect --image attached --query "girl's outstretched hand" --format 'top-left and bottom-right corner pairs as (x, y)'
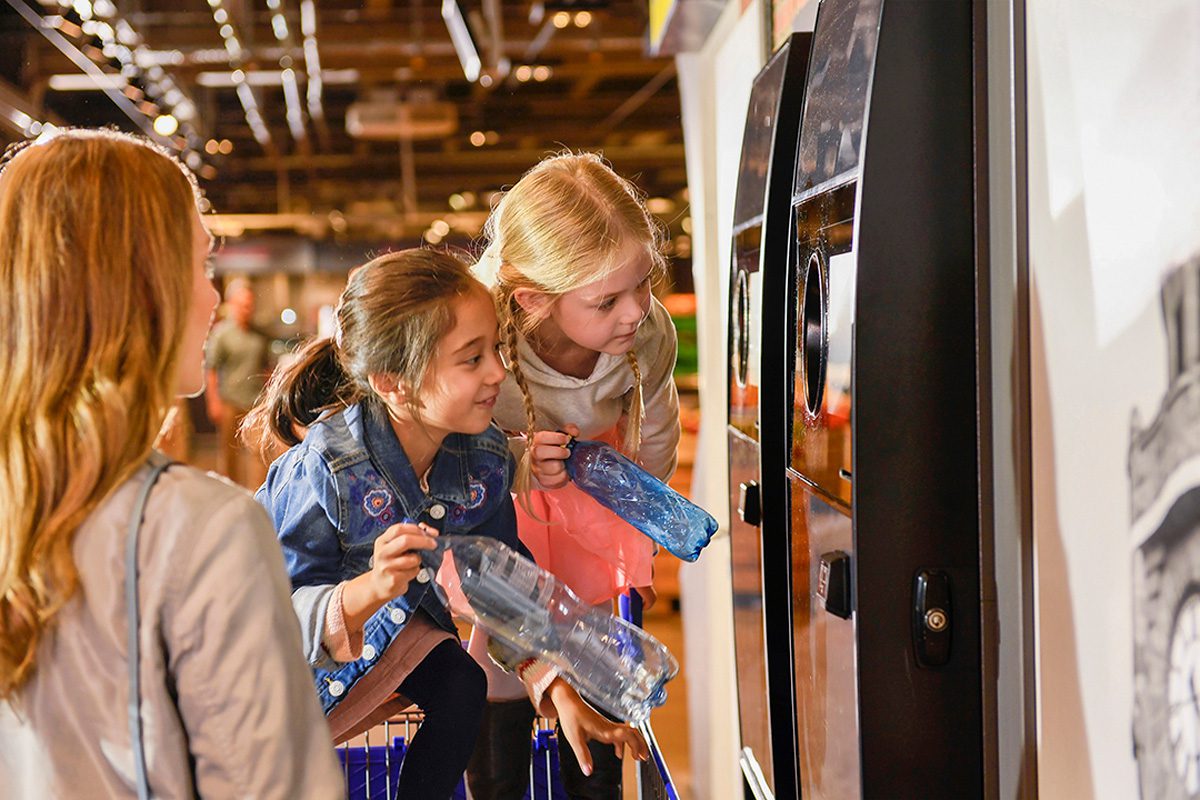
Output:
(546, 678), (649, 775)
(529, 424), (581, 490)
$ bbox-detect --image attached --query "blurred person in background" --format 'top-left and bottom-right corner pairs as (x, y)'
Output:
(206, 276), (272, 488)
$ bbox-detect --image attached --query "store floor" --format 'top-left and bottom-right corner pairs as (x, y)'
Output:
(180, 416), (695, 799)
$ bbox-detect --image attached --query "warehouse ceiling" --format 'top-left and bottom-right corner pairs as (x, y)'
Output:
(0, 0), (690, 250)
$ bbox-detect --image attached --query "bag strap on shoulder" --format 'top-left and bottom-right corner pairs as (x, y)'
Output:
(125, 452), (172, 800)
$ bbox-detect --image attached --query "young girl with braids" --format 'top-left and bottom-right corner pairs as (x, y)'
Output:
(244, 249), (646, 799)
(468, 153), (681, 800)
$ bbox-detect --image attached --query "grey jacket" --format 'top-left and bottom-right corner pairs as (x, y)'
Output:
(0, 459), (343, 799)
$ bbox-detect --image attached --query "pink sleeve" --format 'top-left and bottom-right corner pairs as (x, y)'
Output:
(322, 581), (363, 662)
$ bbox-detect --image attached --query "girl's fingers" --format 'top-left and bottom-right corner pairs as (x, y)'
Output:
(531, 443), (571, 462)
(532, 430), (572, 448)
(377, 521), (423, 543)
(568, 735), (593, 776)
(376, 533), (438, 562)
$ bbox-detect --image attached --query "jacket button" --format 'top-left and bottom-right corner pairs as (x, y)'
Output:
(429, 503), (446, 520)
(329, 680), (345, 697)
(390, 607), (407, 625)
(416, 567), (432, 584)
(362, 644), (377, 661)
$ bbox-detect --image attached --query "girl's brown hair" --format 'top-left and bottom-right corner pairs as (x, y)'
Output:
(0, 129), (201, 700)
(242, 249), (481, 455)
(478, 152), (667, 500)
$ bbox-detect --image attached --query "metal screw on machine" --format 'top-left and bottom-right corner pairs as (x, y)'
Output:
(913, 569), (953, 667)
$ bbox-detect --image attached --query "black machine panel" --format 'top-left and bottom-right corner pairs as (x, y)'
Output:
(772, 0), (985, 796)
(727, 32), (811, 800)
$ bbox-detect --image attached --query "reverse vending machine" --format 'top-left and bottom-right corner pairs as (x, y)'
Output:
(727, 33), (810, 800)
(734, 0), (988, 796)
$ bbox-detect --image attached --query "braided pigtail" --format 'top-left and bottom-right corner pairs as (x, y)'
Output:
(623, 350), (644, 460)
(498, 298), (541, 517)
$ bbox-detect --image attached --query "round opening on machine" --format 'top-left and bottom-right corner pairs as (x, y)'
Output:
(733, 269), (750, 388)
(800, 250), (827, 417)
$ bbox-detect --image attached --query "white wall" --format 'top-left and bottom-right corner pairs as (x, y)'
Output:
(674, 3), (765, 798)
(1028, 0), (1200, 797)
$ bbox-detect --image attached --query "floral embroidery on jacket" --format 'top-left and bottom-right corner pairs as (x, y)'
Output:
(362, 488), (395, 522)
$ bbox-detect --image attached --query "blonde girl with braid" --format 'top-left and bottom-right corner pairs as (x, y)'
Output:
(467, 152), (680, 800)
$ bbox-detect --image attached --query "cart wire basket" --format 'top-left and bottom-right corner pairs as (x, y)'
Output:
(337, 590), (679, 799)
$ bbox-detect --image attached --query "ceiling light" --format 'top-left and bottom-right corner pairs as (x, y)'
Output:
(469, 130), (486, 147)
(152, 114), (178, 136)
(552, 11), (570, 29)
(574, 11), (592, 27)
(515, 65), (532, 82)
(271, 13), (289, 41)
(442, 0), (481, 82)
(532, 66), (551, 82)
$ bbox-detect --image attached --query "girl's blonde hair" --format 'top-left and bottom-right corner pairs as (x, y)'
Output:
(479, 152), (667, 501)
(0, 129), (201, 700)
(242, 249), (482, 455)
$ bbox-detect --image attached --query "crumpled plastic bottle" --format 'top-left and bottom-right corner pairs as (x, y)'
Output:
(420, 535), (678, 724)
(564, 438), (718, 562)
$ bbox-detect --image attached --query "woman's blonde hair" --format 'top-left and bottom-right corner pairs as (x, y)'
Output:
(242, 249), (482, 456)
(480, 152), (667, 501)
(0, 129), (201, 700)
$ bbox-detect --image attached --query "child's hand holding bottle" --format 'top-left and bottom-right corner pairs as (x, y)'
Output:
(528, 424), (580, 489)
(341, 523), (439, 631)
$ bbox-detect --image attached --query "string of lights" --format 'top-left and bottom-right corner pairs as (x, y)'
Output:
(204, 0), (271, 149)
(8, 0), (207, 171)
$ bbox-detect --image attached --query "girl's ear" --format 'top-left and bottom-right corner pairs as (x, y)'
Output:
(368, 373), (406, 406)
(512, 287), (553, 318)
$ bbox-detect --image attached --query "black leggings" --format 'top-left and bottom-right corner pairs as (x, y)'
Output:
(395, 640), (487, 799)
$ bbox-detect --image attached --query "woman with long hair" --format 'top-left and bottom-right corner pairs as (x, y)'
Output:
(0, 129), (343, 798)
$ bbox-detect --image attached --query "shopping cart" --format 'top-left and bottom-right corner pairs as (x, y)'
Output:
(337, 711), (565, 800)
(338, 589), (679, 799)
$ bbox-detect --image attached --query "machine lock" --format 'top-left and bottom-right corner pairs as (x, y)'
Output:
(738, 481), (762, 526)
(913, 569), (952, 667)
(817, 550), (852, 619)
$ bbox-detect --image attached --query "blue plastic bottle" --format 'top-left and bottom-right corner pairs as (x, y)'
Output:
(564, 438), (718, 562)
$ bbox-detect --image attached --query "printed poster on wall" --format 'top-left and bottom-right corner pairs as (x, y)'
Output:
(1029, 0), (1200, 798)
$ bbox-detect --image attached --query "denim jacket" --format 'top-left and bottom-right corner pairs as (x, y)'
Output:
(256, 398), (525, 714)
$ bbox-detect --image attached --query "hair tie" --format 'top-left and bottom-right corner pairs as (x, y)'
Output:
(471, 248), (503, 287)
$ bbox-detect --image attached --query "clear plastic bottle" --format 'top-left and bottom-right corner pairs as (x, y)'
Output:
(421, 535), (678, 724)
(565, 438), (718, 562)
